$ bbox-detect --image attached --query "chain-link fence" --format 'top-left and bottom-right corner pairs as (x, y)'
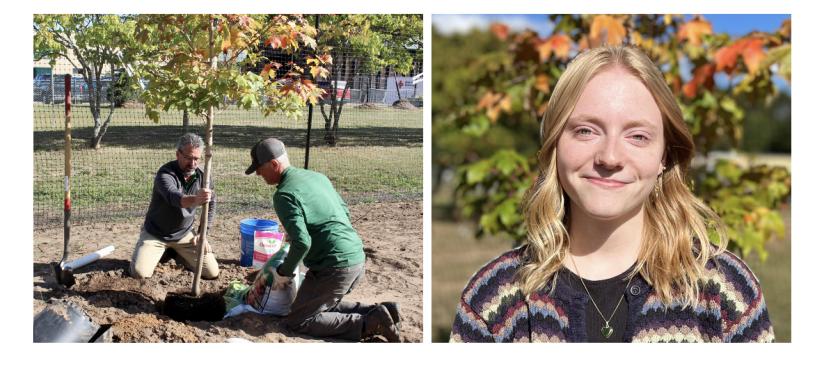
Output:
(33, 45), (423, 228)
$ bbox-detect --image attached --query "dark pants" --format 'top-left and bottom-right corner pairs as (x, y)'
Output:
(283, 263), (374, 340)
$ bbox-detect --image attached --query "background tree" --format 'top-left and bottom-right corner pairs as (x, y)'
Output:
(132, 14), (328, 295)
(34, 14), (138, 149)
(133, 14), (327, 123)
(434, 15), (791, 261)
(314, 14), (422, 145)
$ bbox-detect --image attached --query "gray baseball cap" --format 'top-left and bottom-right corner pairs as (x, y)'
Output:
(245, 137), (287, 175)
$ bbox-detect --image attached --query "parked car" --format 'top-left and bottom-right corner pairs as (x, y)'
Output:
(318, 80), (351, 101)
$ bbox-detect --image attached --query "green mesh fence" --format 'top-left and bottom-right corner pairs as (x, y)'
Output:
(33, 53), (422, 228)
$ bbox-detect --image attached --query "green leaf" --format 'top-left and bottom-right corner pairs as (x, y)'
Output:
(463, 115), (490, 137)
(497, 199), (520, 227)
(465, 161), (491, 185)
(494, 150), (522, 176)
(480, 212), (500, 234)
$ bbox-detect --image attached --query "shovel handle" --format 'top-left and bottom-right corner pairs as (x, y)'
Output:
(62, 74), (72, 264)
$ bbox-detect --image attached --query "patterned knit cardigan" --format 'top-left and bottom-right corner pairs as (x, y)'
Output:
(450, 247), (774, 342)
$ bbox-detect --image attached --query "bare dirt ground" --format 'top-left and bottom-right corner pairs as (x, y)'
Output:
(33, 201), (422, 343)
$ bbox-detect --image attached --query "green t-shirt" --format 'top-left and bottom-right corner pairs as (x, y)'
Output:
(273, 167), (365, 276)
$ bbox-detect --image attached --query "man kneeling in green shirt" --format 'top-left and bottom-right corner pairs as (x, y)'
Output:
(246, 137), (401, 342)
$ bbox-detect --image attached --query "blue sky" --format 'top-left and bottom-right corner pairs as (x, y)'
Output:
(432, 14), (790, 37)
(432, 14), (791, 93)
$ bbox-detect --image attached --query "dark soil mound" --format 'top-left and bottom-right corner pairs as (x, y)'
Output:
(356, 103), (382, 110)
(391, 100), (417, 110)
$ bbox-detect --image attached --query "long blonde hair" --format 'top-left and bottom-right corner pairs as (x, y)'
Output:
(519, 45), (728, 308)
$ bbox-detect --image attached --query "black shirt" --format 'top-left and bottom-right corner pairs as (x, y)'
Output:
(143, 160), (215, 241)
(560, 264), (635, 342)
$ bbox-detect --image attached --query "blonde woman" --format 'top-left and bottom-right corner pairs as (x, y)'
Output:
(450, 45), (774, 343)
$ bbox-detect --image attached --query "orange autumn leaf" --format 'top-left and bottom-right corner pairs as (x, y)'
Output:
(715, 36), (766, 75)
(477, 91), (510, 123)
(490, 22), (509, 40)
(534, 74), (551, 93)
(318, 53), (333, 64)
(498, 95), (512, 112)
(678, 16), (712, 46)
(266, 35), (282, 49)
(682, 63), (715, 99)
(740, 38), (766, 74)
(578, 35), (590, 51)
(589, 15), (626, 46)
(477, 91), (501, 110)
(260, 64), (273, 79)
(536, 34), (572, 62)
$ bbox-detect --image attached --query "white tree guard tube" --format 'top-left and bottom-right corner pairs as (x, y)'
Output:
(64, 245), (115, 270)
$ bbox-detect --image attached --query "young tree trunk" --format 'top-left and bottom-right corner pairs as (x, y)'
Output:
(392, 69), (403, 101)
(319, 50), (355, 146)
(182, 109), (190, 133)
(89, 65), (117, 149)
(321, 53), (339, 146)
(365, 75), (373, 103)
(192, 16), (217, 297)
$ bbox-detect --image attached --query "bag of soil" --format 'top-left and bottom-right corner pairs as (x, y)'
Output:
(223, 242), (303, 318)
(253, 230), (284, 269)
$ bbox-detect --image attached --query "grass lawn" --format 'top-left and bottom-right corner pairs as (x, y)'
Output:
(742, 203), (791, 342)
(34, 103), (422, 225)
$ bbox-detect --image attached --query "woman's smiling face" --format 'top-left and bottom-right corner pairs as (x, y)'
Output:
(556, 65), (666, 222)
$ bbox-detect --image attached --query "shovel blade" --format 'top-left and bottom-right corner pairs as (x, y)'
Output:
(52, 263), (76, 288)
(34, 300), (110, 342)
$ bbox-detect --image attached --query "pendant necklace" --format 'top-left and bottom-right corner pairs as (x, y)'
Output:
(569, 255), (634, 339)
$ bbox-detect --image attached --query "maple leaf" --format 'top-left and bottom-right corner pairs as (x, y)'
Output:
(536, 34), (572, 62)
(299, 33), (316, 49)
(740, 38), (766, 74)
(260, 64), (273, 79)
(589, 15), (626, 47)
(477, 91), (511, 123)
(477, 91), (500, 110)
(238, 15), (252, 28)
(682, 63), (715, 99)
(715, 36), (766, 75)
(310, 65), (329, 79)
(490, 22), (509, 40)
(266, 35), (281, 49)
(678, 16), (712, 46)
